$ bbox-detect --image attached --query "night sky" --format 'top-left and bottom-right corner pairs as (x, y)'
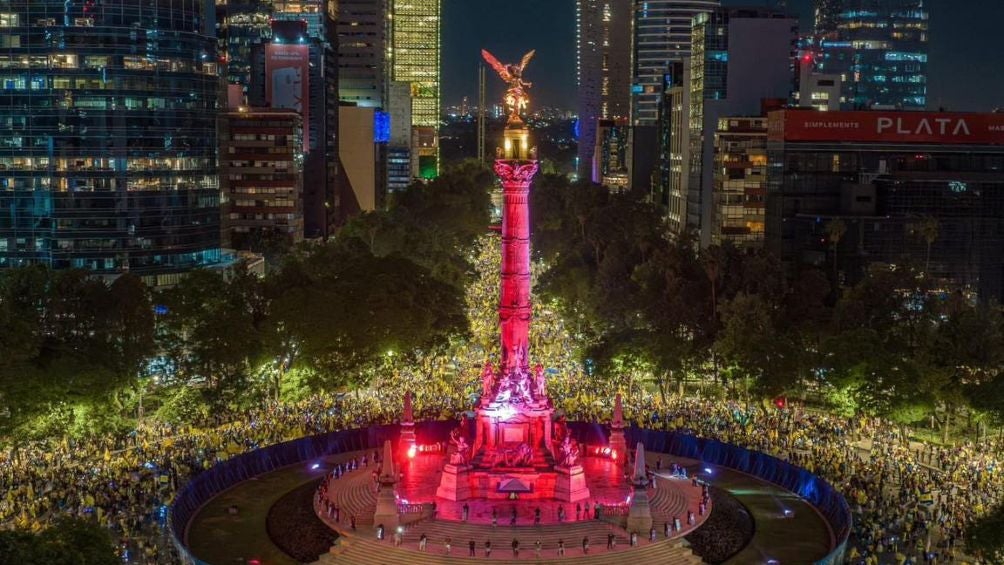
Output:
(443, 0), (1004, 113)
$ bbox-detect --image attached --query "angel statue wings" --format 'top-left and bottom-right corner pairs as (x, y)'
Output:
(482, 49), (536, 121)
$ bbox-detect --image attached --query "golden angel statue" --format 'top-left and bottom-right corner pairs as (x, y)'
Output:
(482, 49), (535, 121)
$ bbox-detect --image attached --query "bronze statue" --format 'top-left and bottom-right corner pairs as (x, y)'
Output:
(481, 49), (535, 121)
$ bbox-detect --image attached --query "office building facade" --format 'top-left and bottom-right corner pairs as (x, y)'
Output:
(391, 0), (440, 179)
(221, 108), (303, 252)
(337, 0), (388, 108)
(686, 7), (797, 246)
(0, 0), (224, 283)
(217, 0), (273, 105)
(766, 110), (1004, 302)
(632, 0), (719, 126)
(593, 119), (630, 190)
(815, 0), (929, 110)
(711, 116), (767, 247)
(576, 0), (632, 181)
(251, 7), (343, 237)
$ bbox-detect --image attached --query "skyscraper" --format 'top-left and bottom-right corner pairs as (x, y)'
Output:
(576, 0), (632, 181)
(391, 0), (441, 180)
(217, 0), (274, 105)
(0, 0), (224, 283)
(255, 2), (343, 236)
(337, 0), (388, 108)
(632, 0), (719, 126)
(686, 7), (797, 246)
(815, 0), (929, 110)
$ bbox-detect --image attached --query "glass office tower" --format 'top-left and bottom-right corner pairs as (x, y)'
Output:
(0, 0), (222, 282)
(815, 0), (929, 110)
(632, 0), (719, 126)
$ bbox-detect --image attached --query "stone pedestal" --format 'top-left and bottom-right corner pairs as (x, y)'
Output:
(399, 421), (417, 455)
(626, 483), (653, 534)
(609, 427), (628, 463)
(373, 481), (400, 530)
(554, 465), (591, 502)
(435, 464), (471, 501)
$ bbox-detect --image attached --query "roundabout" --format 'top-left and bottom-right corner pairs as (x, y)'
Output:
(176, 431), (844, 564)
(169, 48), (850, 565)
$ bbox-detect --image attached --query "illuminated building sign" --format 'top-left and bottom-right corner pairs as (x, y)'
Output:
(374, 111), (390, 143)
(769, 110), (1004, 145)
(265, 43), (310, 148)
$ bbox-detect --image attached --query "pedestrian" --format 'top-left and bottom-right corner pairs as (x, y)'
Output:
(492, 506), (498, 528)
(485, 539), (492, 557)
(649, 526), (656, 542)
(582, 536), (589, 554)
(630, 531), (638, 546)
(350, 515), (356, 530)
(606, 532), (614, 550)
(419, 533), (427, 551)
(469, 540), (476, 556)
(394, 530), (403, 547)
(535, 538), (542, 558)
(462, 502), (469, 522)
(510, 506), (517, 526)
(445, 537), (451, 555)
(512, 538), (519, 557)
(664, 521), (670, 537)
(534, 506), (541, 525)
(558, 504), (565, 522)
(576, 502), (582, 521)
(558, 538), (565, 556)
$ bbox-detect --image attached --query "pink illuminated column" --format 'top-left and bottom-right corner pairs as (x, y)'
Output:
(494, 159), (539, 373)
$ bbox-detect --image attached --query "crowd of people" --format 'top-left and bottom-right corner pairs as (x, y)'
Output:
(1, 387), (1001, 564)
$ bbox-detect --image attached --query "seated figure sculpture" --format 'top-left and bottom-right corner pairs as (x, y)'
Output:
(558, 435), (579, 468)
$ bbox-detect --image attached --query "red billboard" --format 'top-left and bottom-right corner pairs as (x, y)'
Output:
(265, 44), (310, 149)
(769, 110), (1004, 145)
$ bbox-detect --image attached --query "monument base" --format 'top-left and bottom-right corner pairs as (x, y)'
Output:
(609, 428), (628, 462)
(554, 464), (591, 502)
(467, 468), (558, 500)
(435, 464), (472, 501)
(626, 484), (653, 534)
(399, 422), (416, 455)
(373, 483), (400, 530)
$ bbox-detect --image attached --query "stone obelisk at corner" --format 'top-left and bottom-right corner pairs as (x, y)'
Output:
(626, 441), (653, 534)
(373, 440), (399, 530)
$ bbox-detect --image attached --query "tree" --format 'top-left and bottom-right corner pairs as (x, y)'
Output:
(264, 239), (468, 394)
(825, 218), (847, 285)
(154, 268), (265, 404)
(0, 517), (118, 565)
(910, 215), (939, 274)
(966, 503), (1004, 562)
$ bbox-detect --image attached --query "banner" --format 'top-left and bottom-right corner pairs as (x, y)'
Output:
(769, 110), (1004, 145)
(265, 44), (310, 149)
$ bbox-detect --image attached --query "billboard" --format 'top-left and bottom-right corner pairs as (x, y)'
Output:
(265, 44), (310, 149)
(769, 110), (1004, 145)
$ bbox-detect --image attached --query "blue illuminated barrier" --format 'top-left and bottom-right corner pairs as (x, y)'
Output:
(599, 426), (851, 565)
(168, 420), (456, 564)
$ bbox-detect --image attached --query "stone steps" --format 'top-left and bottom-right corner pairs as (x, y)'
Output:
(321, 535), (704, 564)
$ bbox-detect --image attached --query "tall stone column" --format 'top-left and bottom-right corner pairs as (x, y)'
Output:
(495, 122), (538, 374)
